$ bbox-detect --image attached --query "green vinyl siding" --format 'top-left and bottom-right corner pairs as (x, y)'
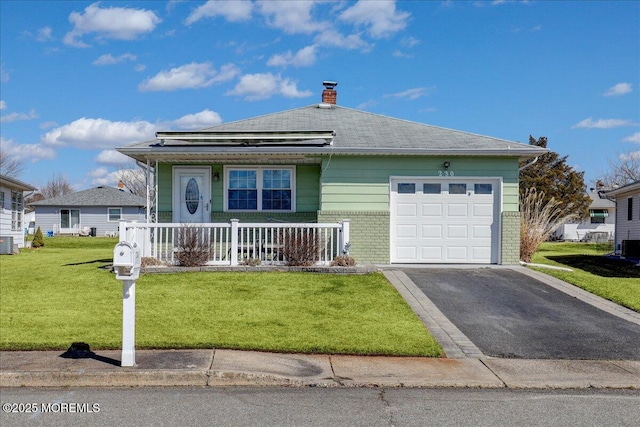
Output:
(156, 163), (319, 220)
(320, 156), (519, 211)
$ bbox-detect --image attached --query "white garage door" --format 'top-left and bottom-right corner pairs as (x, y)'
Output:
(390, 178), (500, 263)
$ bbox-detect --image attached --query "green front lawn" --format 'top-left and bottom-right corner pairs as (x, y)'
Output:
(0, 237), (442, 356)
(531, 242), (640, 312)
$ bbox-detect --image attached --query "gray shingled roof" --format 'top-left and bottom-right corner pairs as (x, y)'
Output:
(587, 190), (615, 209)
(31, 186), (146, 207)
(0, 174), (37, 192)
(118, 104), (546, 161)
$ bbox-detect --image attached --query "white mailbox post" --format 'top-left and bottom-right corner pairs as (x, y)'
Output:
(113, 240), (141, 367)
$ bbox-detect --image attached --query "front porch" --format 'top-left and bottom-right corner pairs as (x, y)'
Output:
(119, 219), (350, 266)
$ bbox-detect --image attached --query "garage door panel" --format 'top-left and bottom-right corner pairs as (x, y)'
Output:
(421, 224), (442, 238)
(421, 246), (442, 260)
(395, 224), (418, 239)
(446, 246), (468, 261)
(421, 203), (443, 216)
(447, 224), (468, 238)
(396, 203), (418, 217)
(473, 203), (493, 217)
(472, 246), (492, 261)
(472, 225), (492, 238)
(447, 203), (468, 216)
(395, 246), (417, 261)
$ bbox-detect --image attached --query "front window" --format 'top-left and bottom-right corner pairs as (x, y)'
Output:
(108, 207), (122, 222)
(589, 209), (608, 224)
(11, 191), (23, 231)
(628, 198), (633, 221)
(226, 167), (294, 211)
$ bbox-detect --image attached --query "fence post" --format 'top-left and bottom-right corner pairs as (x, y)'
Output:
(340, 219), (350, 255)
(230, 219), (239, 266)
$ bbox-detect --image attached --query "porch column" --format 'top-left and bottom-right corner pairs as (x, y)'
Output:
(340, 219), (350, 255)
(230, 219), (239, 266)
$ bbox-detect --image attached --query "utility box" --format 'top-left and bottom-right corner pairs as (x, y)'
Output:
(0, 236), (14, 255)
(622, 240), (640, 258)
(113, 241), (141, 280)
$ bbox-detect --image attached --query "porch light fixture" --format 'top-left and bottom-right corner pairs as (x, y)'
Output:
(443, 161), (450, 170)
(213, 172), (220, 182)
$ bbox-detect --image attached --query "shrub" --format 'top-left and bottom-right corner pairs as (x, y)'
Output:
(281, 229), (320, 266)
(32, 227), (44, 248)
(330, 255), (356, 267)
(175, 225), (212, 267)
(520, 188), (576, 263)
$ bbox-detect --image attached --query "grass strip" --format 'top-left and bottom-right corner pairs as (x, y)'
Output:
(1, 237), (442, 356)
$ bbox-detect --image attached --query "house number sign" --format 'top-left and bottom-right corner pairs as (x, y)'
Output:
(438, 170), (455, 176)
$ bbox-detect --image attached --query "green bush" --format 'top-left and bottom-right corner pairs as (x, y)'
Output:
(32, 227), (44, 248)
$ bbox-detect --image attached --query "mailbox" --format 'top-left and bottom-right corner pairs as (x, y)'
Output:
(113, 241), (141, 281)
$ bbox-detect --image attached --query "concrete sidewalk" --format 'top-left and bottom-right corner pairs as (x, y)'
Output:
(1, 349), (639, 389)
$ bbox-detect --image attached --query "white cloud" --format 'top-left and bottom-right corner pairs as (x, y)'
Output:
(87, 166), (110, 178)
(134, 64), (146, 72)
(95, 150), (132, 165)
(604, 82), (632, 97)
(42, 117), (158, 149)
(92, 53), (137, 66)
(39, 121), (58, 129)
(623, 132), (640, 144)
(0, 100), (6, 110)
(172, 109), (223, 129)
(339, 0), (410, 38)
(226, 73), (312, 101)
(572, 117), (636, 129)
(1, 109), (38, 123)
(257, 1), (328, 34)
(139, 62), (239, 92)
(37, 26), (54, 42)
(185, 0), (253, 24)
(64, 3), (161, 47)
(384, 87), (431, 100)
(267, 45), (317, 68)
(0, 64), (9, 83)
(0, 137), (56, 163)
(314, 29), (371, 51)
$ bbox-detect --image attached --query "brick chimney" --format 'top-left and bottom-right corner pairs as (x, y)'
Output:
(322, 81), (338, 105)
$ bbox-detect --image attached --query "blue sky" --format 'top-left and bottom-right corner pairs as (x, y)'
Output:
(1, 0), (638, 191)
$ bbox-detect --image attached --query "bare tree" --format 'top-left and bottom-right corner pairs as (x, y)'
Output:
(116, 167), (149, 198)
(597, 152), (640, 188)
(40, 173), (74, 199)
(0, 151), (25, 178)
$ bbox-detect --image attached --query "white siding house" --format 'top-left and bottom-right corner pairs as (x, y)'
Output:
(554, 190), (615, 241)
(31, 186), (146, 236)
(605, 180), (640, 257)
(0, 174), (37, 250)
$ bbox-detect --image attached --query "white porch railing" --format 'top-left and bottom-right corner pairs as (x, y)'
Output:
(118, 219), (350, 266)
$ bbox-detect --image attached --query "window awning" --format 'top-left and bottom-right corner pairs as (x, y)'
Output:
(589, 209), (609, 218)
(156, 130), (335, 146)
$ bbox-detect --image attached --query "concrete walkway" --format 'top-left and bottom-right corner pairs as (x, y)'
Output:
(1, 268), (639, 389)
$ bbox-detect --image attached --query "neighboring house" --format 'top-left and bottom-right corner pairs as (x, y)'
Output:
(31, 186), (146, 236)
(553, 189), (615, 241)
(117, 82), (547, 265)
(0, 174), (37, 250)
(605, 180), (640, 257)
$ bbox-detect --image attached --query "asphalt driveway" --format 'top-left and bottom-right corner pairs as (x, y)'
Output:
(403, 268), (640, 360)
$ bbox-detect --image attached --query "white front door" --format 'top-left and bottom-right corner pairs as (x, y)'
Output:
(173, 167), (211, 223)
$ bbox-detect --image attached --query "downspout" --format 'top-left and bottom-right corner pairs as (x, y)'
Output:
(518, 156), (539, 172)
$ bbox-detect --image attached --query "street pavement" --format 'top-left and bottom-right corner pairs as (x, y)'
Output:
(1, 267), (639, 389)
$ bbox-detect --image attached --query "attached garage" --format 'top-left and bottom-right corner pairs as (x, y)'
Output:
(390, 177), (501, 264)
